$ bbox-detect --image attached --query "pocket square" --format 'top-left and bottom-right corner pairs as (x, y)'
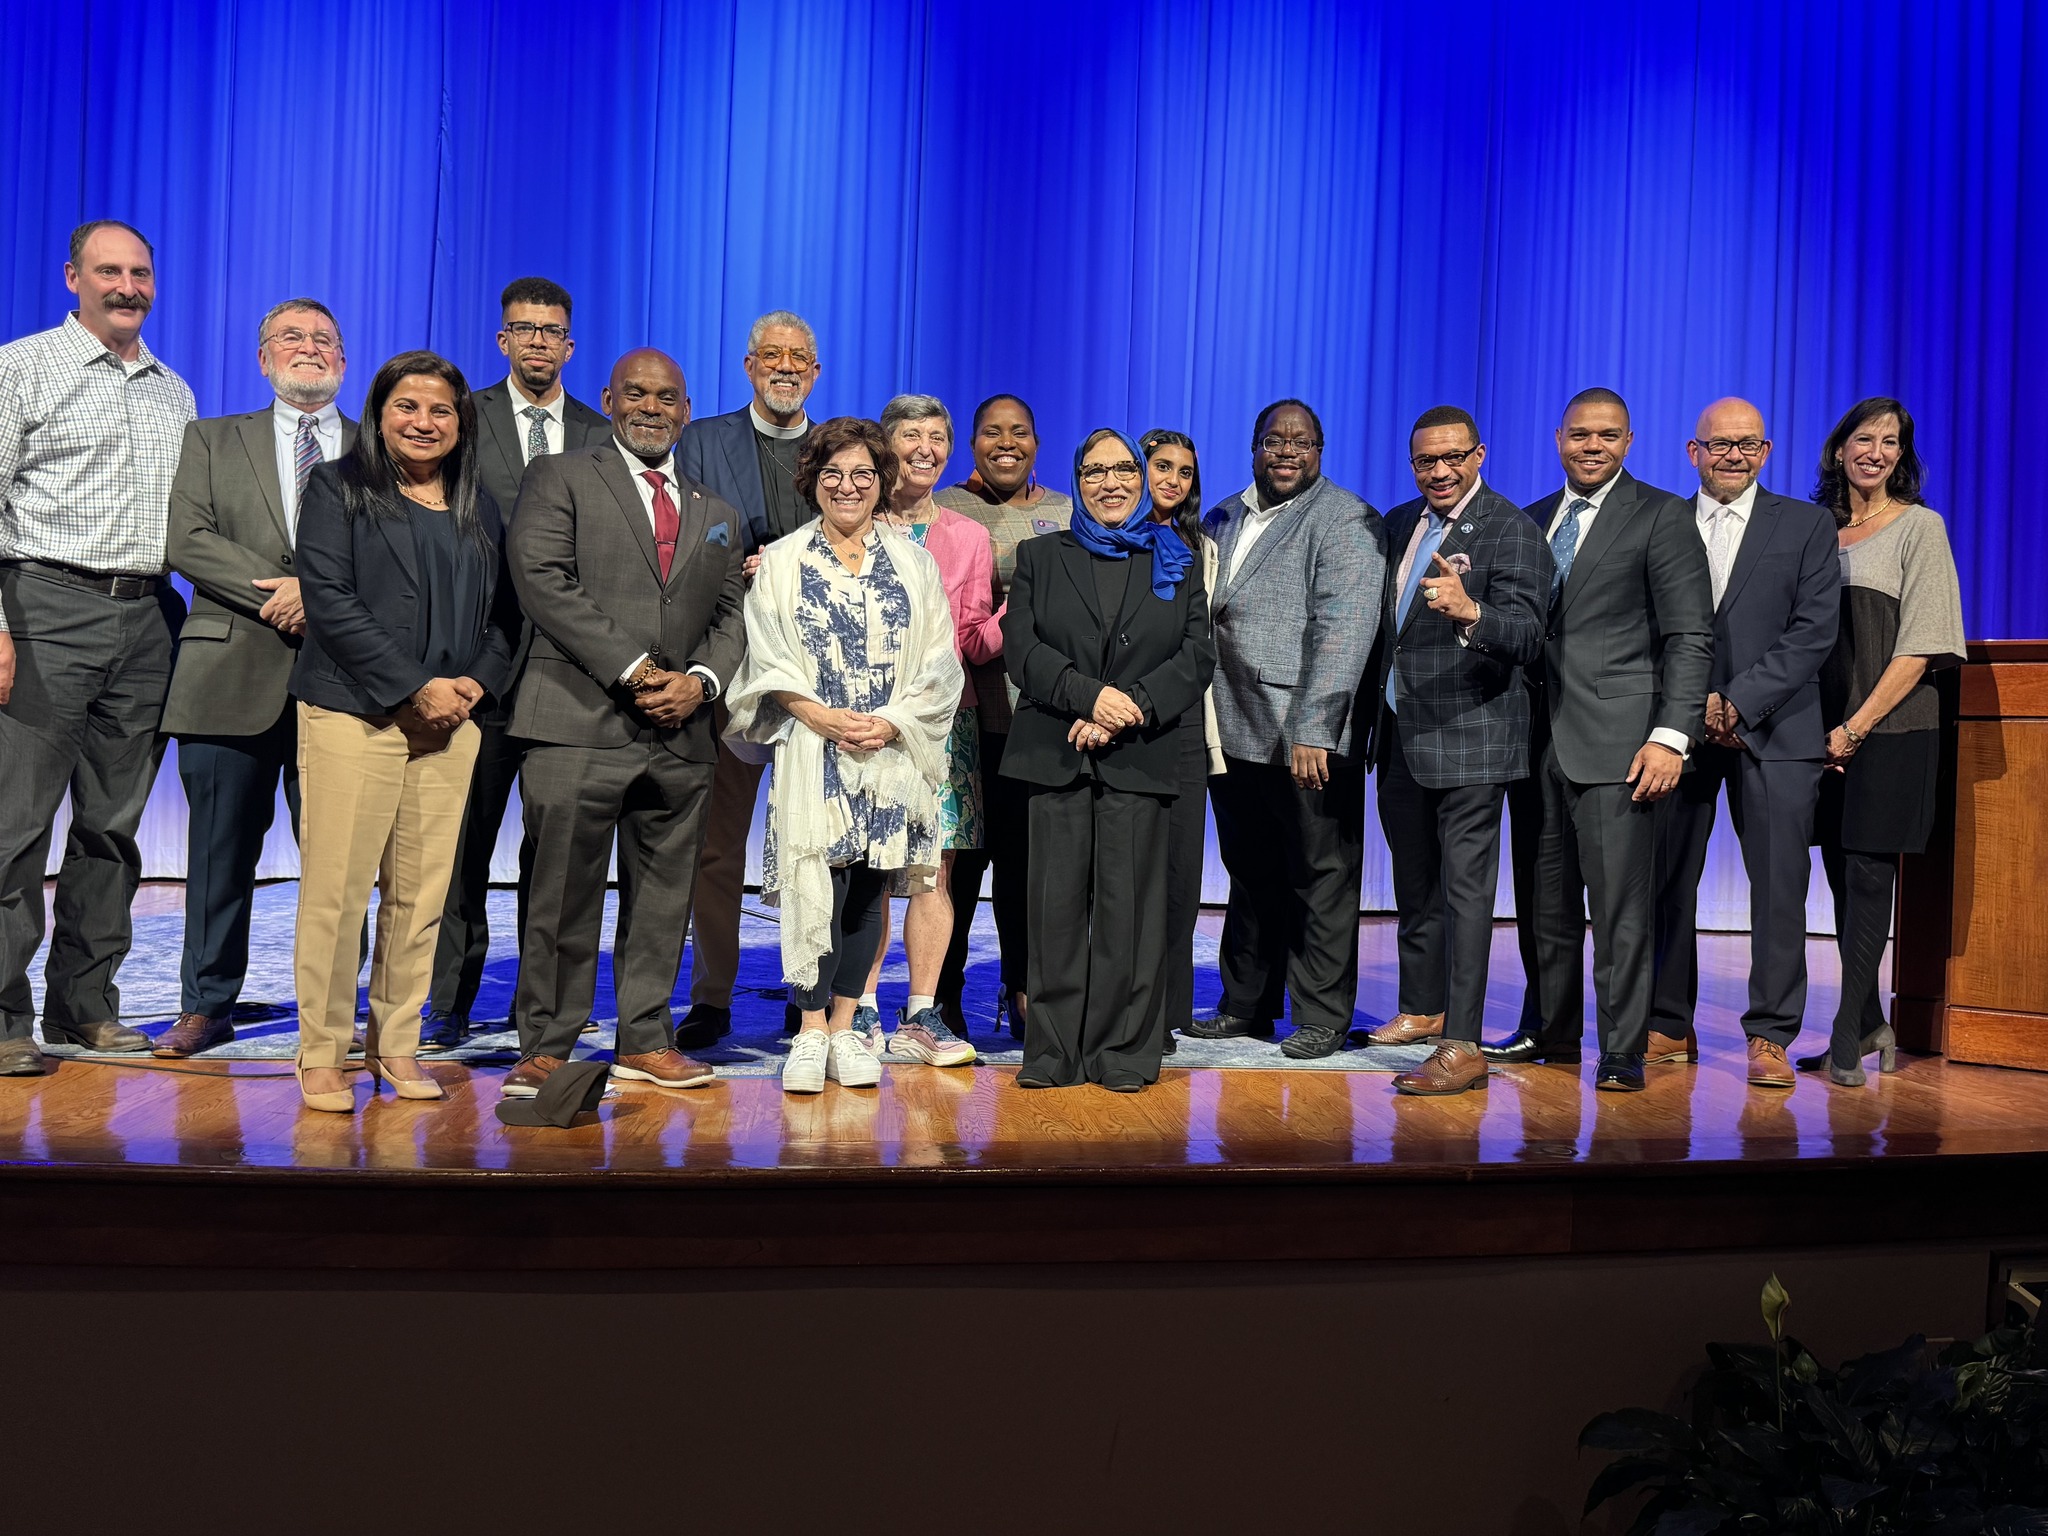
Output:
(705, 521), (729, 547)
(1444, 552), (1472, 575)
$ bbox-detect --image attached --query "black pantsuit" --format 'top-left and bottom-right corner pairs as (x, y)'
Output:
(1375, 725), (1506, 1043)
(428, 716), (532, 1022)
(1161, 723), (1211, 1030)
(177, 706), (298, 1017)
(1652, 747), (1822, 1046)
(1209, 754), (1365, 1032)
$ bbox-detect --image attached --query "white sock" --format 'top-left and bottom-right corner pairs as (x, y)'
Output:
(907, 994), (936, 1017)
(858, 993), (879, 1014)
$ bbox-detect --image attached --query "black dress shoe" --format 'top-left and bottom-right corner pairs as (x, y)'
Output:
(1595, 1053), (1645, 1092)
(675, 1004), (733, 1051)
(1183, 1012), (1275, 1041)
(1161, 1030), (1178, 1055)
(1479, 1030), (1582, 1066)
(1281, 1021), (1348, 1059)
(420, 1012), (469, 1052)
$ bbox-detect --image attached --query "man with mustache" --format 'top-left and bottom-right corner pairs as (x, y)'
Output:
(934, 395), (1072, 1036)
(421, 278), (610, 1053)
(673, 311), (821, 1049)
(0, 221), (197, 1076)
(501, 349), (747, 1096)
(155, 299), (355, 1058)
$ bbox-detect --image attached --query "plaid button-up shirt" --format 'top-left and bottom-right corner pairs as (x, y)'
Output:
(0, 312), (197, 631)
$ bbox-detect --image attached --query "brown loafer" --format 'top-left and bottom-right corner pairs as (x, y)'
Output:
(0, 1036), (48, 1076)
(153, 1012), (235, 1058)
(1367, 1012), (1445, 1046)
(1746, 1036), (1795, 1088)
(1392, 1039), (1488, 1096)
(43, 1018), (151, 1053)
(1646, 1026), (1698, 1064)
(612, 1049), (716, 1089)
(501, 1054), (566, 1099)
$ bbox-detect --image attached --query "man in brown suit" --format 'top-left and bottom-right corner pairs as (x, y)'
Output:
(158, 298), (354, 1056)
(501, 349), (747, 1098)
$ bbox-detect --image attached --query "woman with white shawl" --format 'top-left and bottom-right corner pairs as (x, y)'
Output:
(724, 417), (964, 1094)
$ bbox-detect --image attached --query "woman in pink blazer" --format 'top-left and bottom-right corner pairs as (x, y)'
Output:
(853, 394), (1004, 1065)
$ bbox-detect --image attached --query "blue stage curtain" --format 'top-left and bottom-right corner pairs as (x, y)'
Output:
(4, 0), (2039, 924)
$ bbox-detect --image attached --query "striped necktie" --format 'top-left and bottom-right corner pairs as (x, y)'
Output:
(524, 406), (551, 461)
(294, 414), (321, 501)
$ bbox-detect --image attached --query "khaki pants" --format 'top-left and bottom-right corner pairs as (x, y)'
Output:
(293, 704), (479, 1069)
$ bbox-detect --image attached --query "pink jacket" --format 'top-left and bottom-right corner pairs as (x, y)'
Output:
(918, 505), (1004, 707)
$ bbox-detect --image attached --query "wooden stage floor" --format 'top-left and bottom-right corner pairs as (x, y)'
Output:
(7, 913), (2048, 1277)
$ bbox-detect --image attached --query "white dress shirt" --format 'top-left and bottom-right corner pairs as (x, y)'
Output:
(1225, 480), (1295, 583)
(271, 396), (344, 543)
(1694, 480), (1758, 608)
(508, 384), (566, 464)
(614, 439), (722, 697)
(1549, 472), (1691, 757)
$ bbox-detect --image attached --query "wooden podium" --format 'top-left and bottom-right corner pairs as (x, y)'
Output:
(1895, 640), (2048, 1066)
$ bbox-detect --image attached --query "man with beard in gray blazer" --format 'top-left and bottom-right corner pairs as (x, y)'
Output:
(501, 348), (747, 1100)
(1183, 399), (1386, 1059)
(157, 298), (355, 1057)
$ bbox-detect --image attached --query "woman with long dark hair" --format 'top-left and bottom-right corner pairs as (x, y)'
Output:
(1140, 429), (1225, 1054)
(1795, 397), (1965, 1085)
(289, 351), (515, 1112)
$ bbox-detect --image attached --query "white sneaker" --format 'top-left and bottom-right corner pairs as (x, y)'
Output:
(825, 1028), (882, 1088)
(783, 1030), (829, 1094)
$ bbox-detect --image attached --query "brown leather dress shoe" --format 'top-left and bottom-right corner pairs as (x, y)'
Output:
(43, 1018), (151, 1053)
(1645, 1026), (1698, 1064)
(1392, 1039), (1488, 1096)
(613, 1049), (716, 1089)
(0, 1037), (48, 1075)
(153, 1012), (235, 1058)
(501, 1055), (566, 1099)
(1367, 1012), (1445, 1046)
(1746, 1036), (1795, 1088)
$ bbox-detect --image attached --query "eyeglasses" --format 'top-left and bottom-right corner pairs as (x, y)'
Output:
(1410, 448), (1478, 472)
(752, 346), (816, 369)
(503, 321), (569, 343)
(1693, 437), (1768, 459)
(1257, 434), (1322, 455)
(265, 327), (340, 352)
(815, 467), (876, 489)
(1078, 461), (1143, 484)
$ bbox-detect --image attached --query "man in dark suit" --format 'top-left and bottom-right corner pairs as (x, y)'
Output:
(422, 277), (610, 1051)
(672, 310), (820, 1048)
(1483, 389), (1713, 1091)
(1183, 400), (1386, 1059)
(158, 298), (354, 1057)
(1363, 407), (1552, 1095)
(1651, 398), (1838, 1087)
(502, 348), (747, 1097)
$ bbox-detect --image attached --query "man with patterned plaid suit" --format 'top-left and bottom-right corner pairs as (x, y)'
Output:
(1364, 407), (1552, 1095)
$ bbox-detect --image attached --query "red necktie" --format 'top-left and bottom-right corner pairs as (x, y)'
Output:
(644, 470), (679, 581)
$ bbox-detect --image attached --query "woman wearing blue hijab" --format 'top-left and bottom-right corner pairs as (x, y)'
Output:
(997, 428), (1215, 1090)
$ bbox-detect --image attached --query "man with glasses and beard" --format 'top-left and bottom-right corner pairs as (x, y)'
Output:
(421, 278), (610, 1053)
(1183, 400), (1385, 1060)
(155, 300), (355, 1058)
(0, 220), (197, 1075)
(673, 311), (822, 1049)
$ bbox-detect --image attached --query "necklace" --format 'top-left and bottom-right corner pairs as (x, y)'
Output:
(399, 481), (448, 509)
(1845, 495), (1894, 529)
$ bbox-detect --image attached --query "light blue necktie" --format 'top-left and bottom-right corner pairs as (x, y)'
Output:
(1386, 513), (1449, 711)
(1550, 497), (1589, 603)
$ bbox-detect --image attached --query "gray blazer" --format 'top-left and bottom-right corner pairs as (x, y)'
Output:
(1203, 475), (1385, 764)
(164, 407), (357, 738)
(507, 443), (748, 764)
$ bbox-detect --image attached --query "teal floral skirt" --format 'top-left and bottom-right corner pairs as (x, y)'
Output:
(936, 705), (984, 850)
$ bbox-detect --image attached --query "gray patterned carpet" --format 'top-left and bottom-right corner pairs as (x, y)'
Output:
(27, 885), (1433, 1075)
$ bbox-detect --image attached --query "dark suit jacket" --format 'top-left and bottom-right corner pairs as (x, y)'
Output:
(289, 464), (516, 716)
(1370, 483), (1553, 789)
(164, 407), (357, 737)
(1526, 471), (1713, 785)
(507, 442), (748, 763)
(677, 406), (794, 554)
(1698, 488), (1840, 760)
(999, 533), (1215, 797)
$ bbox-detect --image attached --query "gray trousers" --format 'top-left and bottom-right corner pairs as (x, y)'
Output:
(0, 566), (175, 1040)
(516, 740), (715, 1061)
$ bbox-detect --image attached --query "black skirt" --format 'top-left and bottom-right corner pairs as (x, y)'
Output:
(1813, 729), (1940, 856)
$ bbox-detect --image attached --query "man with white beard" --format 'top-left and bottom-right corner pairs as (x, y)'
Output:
(155, 299), (354, 1057)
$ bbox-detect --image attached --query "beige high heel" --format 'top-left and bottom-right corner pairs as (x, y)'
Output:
(294, 1058), (355, 1114)
(366, 1055), (444, 1101)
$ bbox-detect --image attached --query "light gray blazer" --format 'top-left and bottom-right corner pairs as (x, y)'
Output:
(1203, 475), (1385, 765)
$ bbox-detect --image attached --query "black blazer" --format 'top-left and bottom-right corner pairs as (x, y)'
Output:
(1698, 488), (1840, 760)
(1370, 483), (1553, 788)
(290, 463), (516, 716)
(677, 406), (800, 554)
(999, 533), (1215, 797)
(471, 379), (612, 517)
